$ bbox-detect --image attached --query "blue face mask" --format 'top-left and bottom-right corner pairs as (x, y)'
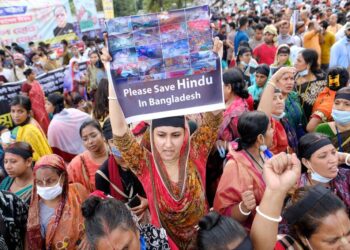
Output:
(332, 109), (350, 125)
(111, 146), (122, 158)
(298, 69), (308, 77)
(271, 112), (286, 120)
(311, 171), (333, 183)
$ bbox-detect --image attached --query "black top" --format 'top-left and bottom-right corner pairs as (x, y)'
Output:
(53, 23), (75, 36)
(95, 158), (146, 201)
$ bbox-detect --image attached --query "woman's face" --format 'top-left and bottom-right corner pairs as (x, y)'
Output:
(333, 98), (350, 112)
(308, 209), (350, 250)
(4, 153), (32, 178)
(294, 53), (308, 72)
(153, 126), (185, 162)
(35, 167), (63, 188)
(277, 53), (289, 66)
(81, 125), (105, 153)
(277, 72), (295, 94)
(240, 52), (251, 65)
(90, 53), (99, 65)
(271, 92), (285, 116)
(10, 104), (29, 125)
(224, 84), (233, 102)
(255, 73), (268, 87)
(45, 100), (55, 114)
(96, 227), (140, 250)
(307, 144), (339, 179)
(263, 121), (274, 148)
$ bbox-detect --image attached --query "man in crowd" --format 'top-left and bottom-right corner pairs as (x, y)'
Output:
(327, 14), (343, 34)
(303, 20), (322, 64)
(320, 20), (336, 71)
(253, 24), (277, 65)
(277, 20), (295, 46)
(249, 23), (264, 50)
(13, 53), (29, 81)
(330, 22), (350, 71)
(234, 16), (249, 55)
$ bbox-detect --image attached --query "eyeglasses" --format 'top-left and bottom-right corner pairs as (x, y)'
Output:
(55, 13), (65, 18)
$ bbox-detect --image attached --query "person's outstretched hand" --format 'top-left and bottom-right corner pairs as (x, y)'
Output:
(263, 152), (301, 194)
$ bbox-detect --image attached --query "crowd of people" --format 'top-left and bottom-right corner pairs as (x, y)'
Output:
(0, 0), (350, 249)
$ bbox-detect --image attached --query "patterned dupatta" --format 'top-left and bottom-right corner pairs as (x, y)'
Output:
(149, 122), (207, 249)
(218, 97), (248, 141)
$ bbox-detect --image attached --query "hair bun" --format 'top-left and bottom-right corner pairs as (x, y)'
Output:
(81, 196), (101, 218)
(198, 211), (220, 230)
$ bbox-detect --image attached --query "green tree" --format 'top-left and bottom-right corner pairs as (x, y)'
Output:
(143, 0), (192, 13)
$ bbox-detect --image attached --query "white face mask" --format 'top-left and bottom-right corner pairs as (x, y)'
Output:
(298, 69), (308, 77)
(36, 176), (63, 200)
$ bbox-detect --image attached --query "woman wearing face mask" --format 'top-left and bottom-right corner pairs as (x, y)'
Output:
(297, 133), (350, 209)
(315, 87), (350, 153)
(26, 154), (89, 250)
(1, 142), (33, 204)
(214, 111), (274, 231)
(44, 51), (59, 71)
(10, 95), (52, 162)
(82, 195), (170, 250)
(258, 67), (298, 154)
(250, 153), (350, 250)
(95, 126), (148, 222)
(236, 45), (258, 86)
(248, 64), (270, 109)
(21, 68), (49, 135)
(67, 119), (109, 192)
(294, 49), (327, 119)
(307, 67), (349, 132)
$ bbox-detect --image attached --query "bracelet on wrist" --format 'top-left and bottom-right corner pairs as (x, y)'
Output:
(238, 201), (251, 216)
(256, 206), (282, 223)
(345, 154), (350, 166)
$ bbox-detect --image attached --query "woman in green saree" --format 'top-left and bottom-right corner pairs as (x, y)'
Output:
(0, 141), (33, 204)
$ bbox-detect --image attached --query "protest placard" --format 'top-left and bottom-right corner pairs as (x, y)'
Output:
(106, 5), (224, 123)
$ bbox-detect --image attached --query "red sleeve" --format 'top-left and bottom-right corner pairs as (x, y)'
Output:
(274, 241), (286, 250)
(253, 46), (259, 59)
(21, 83), (31, 93)
(247, 95), (254, 111)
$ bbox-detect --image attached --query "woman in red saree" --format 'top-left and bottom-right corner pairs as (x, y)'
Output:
(21, 68), (49, 134)
(26, 154), (89, 250)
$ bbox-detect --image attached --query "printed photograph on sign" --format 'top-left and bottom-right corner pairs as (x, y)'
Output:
(158, 10), (186, 25)
(191, 60), (217, 74)
(136, 44), (163, 60)
(164, 55), (190, 71)
(165, 69), (191, 78)
(132, 14), (159, 30)
(185, 6), (210, 21)
(189, 34), (213, 53)
(111, 48), (138, 69)
(109, 33), (134, 50)
(106, 17), (132, 34)
(133, 27), (160, 46)
(187, 20), (211, 37)
(162, 39), (189, 59)
(138, 59), (165, 76)
(160, 23), (187, 43)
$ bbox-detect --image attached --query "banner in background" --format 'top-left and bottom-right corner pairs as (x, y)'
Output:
(0, 0), (73, 44)
(0, 61), (88, 128)
(106, 5), (224, 123)
(102, 0), (114, 20)
(74, 0), (100, 32)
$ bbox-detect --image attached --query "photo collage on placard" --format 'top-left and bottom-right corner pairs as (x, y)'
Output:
(106, 5), (216, 84)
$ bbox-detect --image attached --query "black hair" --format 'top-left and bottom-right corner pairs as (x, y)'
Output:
(10, 95), (31, 111)
(327, 67), (349, 90)
(260, 16), (272, 25)
(197, 211), (247, 250)
(254, 23), (264, 31)
(236, 46), (252, 65)
(82, 196), (137, 246)
(229, 22), (236, 29)
(223, 68), (249, 99)
(79, 119), (103, 137)
(23, 68), (33, 77)
(236, 111), (269, 150)
(286, 186), (346, 247)
(61, 39), (68, 46)
(28, 41), (35, 46)
(29, 53), (38, 63)
(93, 79), (109, 121)
(239, 16), (249, 27)
(319, 20), (329, 30)
(255, 64), (270, 77)
(5, 141), (33, 159)
(47, 93), (65, 114)
(300, 49), (321, 76)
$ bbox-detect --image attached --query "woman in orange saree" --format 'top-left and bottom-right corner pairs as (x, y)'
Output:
(26, 154), (89, 250)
